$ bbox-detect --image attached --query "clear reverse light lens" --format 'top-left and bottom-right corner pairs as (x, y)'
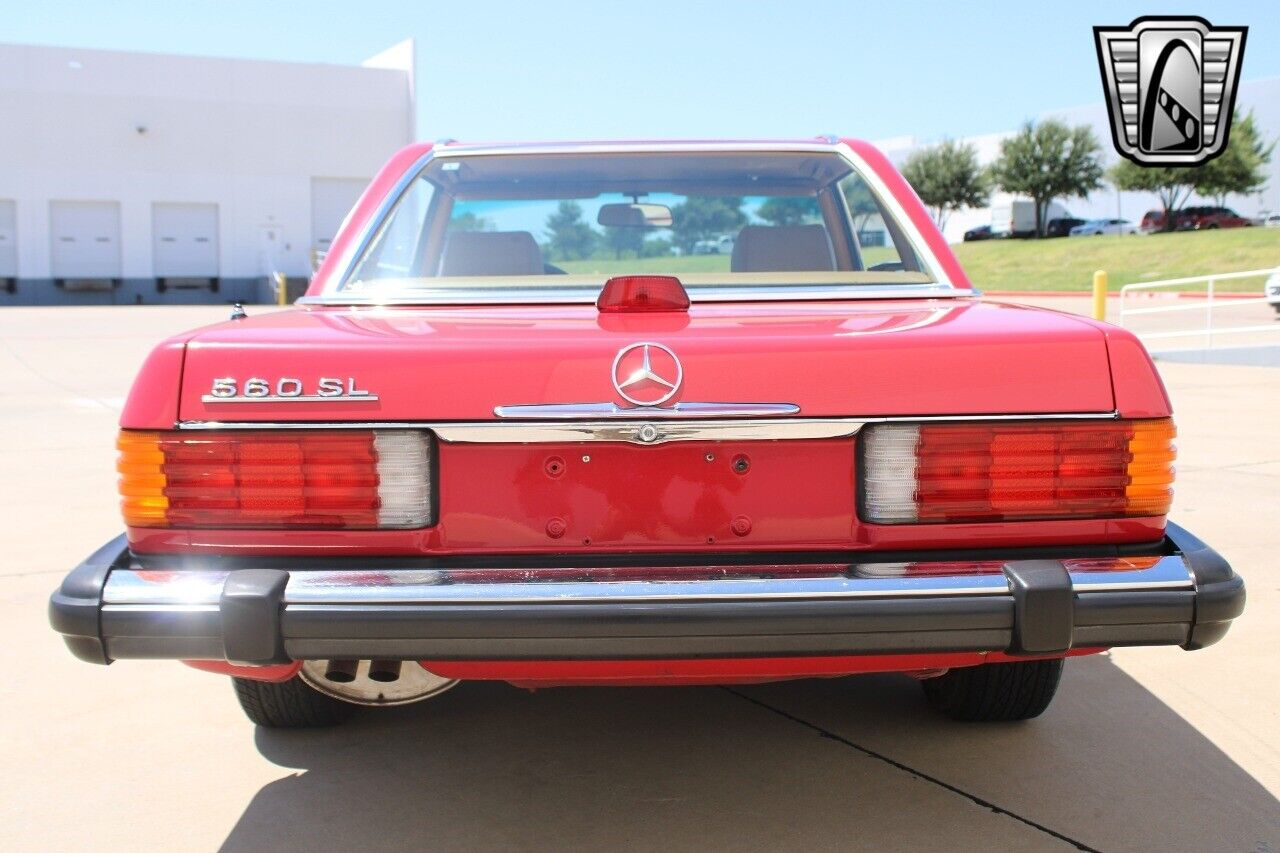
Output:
(862, 423), (920, 523)
(374, 430), (434, 528)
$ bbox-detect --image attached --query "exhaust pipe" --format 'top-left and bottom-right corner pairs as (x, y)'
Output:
(324, 659), (360, 683)
(367, 660), (403, 683)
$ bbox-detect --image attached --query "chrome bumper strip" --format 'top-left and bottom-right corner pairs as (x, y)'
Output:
(101, 555), (1193, 608)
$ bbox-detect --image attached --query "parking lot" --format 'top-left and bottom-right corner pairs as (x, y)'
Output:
(1, 303), (1277, 851)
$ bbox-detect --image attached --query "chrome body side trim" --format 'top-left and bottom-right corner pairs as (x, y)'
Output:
(493, 402), (802, 419)
(99, 554), (1193, 608)
(174, 412), (1119, 445)
(305, 141), (971, 306)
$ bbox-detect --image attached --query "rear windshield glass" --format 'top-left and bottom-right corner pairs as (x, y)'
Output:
(336, 151), (936, 301)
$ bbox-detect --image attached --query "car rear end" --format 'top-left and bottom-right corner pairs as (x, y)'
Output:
(49, 140), (1245, 726)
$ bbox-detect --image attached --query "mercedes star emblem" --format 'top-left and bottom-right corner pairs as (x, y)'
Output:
(611, 342), (683, 407)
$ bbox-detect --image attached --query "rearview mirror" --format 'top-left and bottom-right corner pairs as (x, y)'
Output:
(597, 203), (673, 228)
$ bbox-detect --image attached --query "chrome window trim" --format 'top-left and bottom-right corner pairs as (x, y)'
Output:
(175, 412), (1120, 445)
(308, 141), (973, 307)
(298, 283), (975, 306)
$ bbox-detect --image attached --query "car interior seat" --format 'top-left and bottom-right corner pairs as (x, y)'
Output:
(730, 224), (837, 272)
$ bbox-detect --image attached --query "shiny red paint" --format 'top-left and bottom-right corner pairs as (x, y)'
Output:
(421, 649), (1106, 687)
(120, 334), (193, 428)
(175, 300), (1116, 423)
(125, 514), (1167, 555)
(1050, 310), (1173, 418)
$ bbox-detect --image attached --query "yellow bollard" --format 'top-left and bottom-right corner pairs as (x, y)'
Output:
(1092, 270), (1107, 321)
(274, 271), (288, 307)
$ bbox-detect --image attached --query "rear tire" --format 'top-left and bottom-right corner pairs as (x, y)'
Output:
(921, 659), (1064, 722)
(233, 675), (356, 728)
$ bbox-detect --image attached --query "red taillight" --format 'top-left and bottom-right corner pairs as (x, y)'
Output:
(596, 275), (690, 312)
(119, 429), (434, 529)
(861, 419), (1175, 523)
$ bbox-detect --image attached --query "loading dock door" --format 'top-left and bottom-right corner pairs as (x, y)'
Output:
(152, 203), (219, 278)
(311, 178), (369, 264)
(0, 200), (15, 279)
(50, 201), (122, 280)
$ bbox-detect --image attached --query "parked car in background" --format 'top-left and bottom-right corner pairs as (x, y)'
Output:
(1180, 206), (1252, 230)
(1070, 218), (1140, 236)
(49, 138), (1244, 730)
(991, 200), (1067, 238)
(692, 235), (735, 255)
(1141, 206), (1253, 232)
(1261, 213), (1280, 229)
(962, 224), (1003, 242)
(1044, 217), (1086, 238)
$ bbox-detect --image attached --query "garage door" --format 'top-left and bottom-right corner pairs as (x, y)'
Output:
(0, 200), (15, 279)
(50, 201), (121, 280)
(311, 178), (369, 261)
(152, 203), (219, 278)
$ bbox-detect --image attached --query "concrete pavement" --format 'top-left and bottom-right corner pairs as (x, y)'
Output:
(1, 304), (1277, 851)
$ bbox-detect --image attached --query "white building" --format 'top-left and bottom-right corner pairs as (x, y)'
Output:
(0, 41), (415, 305)
(878, 76), (1280, 243)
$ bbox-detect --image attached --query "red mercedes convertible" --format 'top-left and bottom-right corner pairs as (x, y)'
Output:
(50, 139), (1244, 727)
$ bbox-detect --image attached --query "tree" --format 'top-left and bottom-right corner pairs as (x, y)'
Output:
(1108, 161), (1199, 231)
(671, 197), (746, 254)
(841, 178), (880, 234)
(900, 140), (989, 231)
(990, 120), (1105, 237)
(602, 225), (645, 259)
(449, 211), (492, 232)
(640, 236), (673, 258)
(1110, 110), (1274, 230)
(543, 201), (597, 261)
(756, 197), (819, 226)
(1196, 110), (1274, 206)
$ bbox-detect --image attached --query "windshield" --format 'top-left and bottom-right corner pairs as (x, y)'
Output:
(335, 150), (937, 302)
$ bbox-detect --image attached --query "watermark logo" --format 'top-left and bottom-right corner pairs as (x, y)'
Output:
(1094, 16), (1246, 166)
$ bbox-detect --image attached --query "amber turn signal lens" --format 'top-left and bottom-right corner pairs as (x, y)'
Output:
(117, 429), (435, 530)
(861, 418), (1176, 524)
(118, 431), (170, 527)
(1124, 418), (1177, 516)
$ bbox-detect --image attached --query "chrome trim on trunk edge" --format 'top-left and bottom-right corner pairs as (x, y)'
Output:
(174, 412), (1120, 445)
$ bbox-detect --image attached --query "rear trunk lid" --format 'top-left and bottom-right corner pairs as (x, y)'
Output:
(178, 299), (1113, 421)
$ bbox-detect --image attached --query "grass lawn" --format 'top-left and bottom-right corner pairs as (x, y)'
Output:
(954, 227), (1279, 292)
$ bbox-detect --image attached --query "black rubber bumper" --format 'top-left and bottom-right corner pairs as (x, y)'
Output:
(49, 523), (1245, 664)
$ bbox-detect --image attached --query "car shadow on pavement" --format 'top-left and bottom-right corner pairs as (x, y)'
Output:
(225, 653), (1279, 852)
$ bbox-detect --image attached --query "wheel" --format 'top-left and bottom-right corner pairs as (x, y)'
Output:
(232, 675), (356, 728)
(921, 658), (1064, 722)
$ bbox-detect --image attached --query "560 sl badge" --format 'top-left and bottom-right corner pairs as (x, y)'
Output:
(201, 377), (379, 403)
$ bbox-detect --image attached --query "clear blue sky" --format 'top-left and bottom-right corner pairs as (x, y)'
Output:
(5, 0), (1277, 143)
